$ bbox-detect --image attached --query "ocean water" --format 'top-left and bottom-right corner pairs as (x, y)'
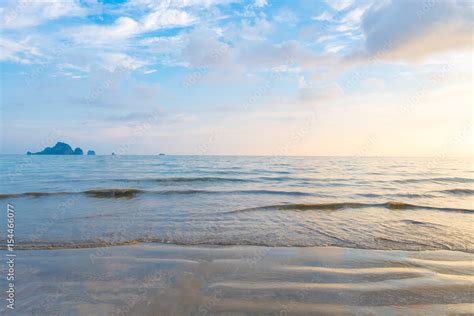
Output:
(0, 155), (473, 252)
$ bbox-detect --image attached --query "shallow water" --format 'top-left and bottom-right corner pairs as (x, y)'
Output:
(0, 155), (473, 252)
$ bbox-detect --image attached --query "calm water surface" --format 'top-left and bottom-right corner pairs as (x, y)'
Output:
(0, 155), (472, 252)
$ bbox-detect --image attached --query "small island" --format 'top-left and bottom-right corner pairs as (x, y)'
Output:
(87, 150), (96, 156)
(27, 142), (93, 155)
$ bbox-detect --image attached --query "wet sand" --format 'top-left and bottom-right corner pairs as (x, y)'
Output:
(2, 244), (473, 315)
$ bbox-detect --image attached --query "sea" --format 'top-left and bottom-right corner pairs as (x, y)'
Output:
(0, 155), (473, 252)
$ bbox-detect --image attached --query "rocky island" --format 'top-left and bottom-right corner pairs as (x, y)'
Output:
(27, 142), (93, 155)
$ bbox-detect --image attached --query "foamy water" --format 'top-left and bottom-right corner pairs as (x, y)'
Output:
(1, 155), (473, 252)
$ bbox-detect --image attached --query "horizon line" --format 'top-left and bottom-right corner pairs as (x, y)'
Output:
(0, 153), (472, 159)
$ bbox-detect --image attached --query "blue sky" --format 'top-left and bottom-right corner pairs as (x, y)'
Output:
(0, 0), (472, 155)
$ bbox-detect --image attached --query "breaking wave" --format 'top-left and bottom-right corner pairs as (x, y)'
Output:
(0, 188), (318, 199)
(436, 188), (474, 196)
(225, 202), (473, 214)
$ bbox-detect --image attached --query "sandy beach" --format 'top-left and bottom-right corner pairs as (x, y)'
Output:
(2, 244), (472, 315)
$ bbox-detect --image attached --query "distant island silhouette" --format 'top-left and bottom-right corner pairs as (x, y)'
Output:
(27, 142), (95, 155)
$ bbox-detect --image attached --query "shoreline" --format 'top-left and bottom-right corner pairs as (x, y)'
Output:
(2, 241), (473, 254)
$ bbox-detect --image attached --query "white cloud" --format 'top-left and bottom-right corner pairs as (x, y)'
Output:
(254, 0), (267, 8)
(59, 63), (90, 73)
(0, 37), (41, 64)
(180, 29), (232, 68)
(335, 24), (355, 32)
(1, 0), (85, 29)
(239, 17), (273, 41)
(342, 5), (369, 23)
(325, 44), (345, 53)
(316, 35), (335, 43)
(274, 9), (298, 25)
(141, 8), (196, 30)
(325, 0), (354, 11)
(312, 11), (333, 21)
(129, 0), (233, 8)
(71, 8), (196, 45)
(72, 17), (140, 44)
(103, 53), (148, 71)
(59, 71), (85, 79)
(140, 35), (183, 45)
(143, 69), (157, 74)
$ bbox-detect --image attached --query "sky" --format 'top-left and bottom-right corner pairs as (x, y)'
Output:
(0, 0), (472, 156)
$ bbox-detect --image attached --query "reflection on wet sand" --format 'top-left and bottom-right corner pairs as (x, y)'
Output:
(4, 244), (473, 315)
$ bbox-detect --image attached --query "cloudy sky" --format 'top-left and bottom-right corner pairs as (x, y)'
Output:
(0, 0), (472, 155)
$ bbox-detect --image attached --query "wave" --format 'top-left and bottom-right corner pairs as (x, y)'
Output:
(0, 240), (142, 250)
(109, 176), (473, 185)
(225, 202), (473, 214)
(0, 192), (69, 199)
(236, 189), (314, 196)
(258, 176), (299, 181)
(83, 188), (317, 198)
(84, 189), (145, 198)
(393, 177), (474, 184)
(0, 188), (317, 199)
(357, 193), (435, 198)
(113, 176), (252, 183)
(398, 219), (444, 227)
(113, 176), (474, 185)
(0, 189), (148, 199)
(3, 237), (472, 253)
(436, 188), (474, 196)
